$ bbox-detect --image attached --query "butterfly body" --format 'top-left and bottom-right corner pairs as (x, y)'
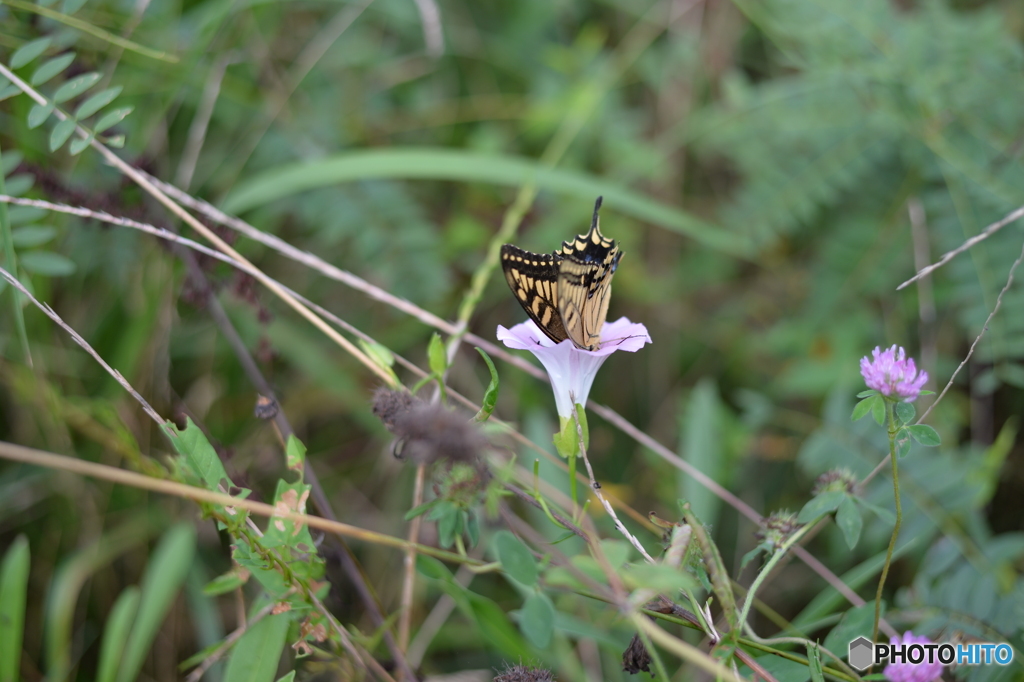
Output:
(500, 197), (622, 351)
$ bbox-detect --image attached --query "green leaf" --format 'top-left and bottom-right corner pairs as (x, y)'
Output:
(493, 530), (538, 586)
(850, 396), (875, 422)
(822, 601), (880, 656)
(437, 505), (459, 548)
(807, 642), (826, 682)
(275, 673), (296, 682)
(519, 592), (555, 648)
(95, 588), (140, 682)
(27, 102), (54, 130)
(62, 0), (89, 13)
(4, 174), (32, 197)
(415, 555), (453, 581)
(11, 38), (52, 68)
(405, 498), (442, 521)
(465, 510), (480, 548)
(894, 401), (915, 425)
(162, 417), (234, 491)
(896, 437), (911, 458)
(116, 524), (196, 682)
(552, 416), (578, 459)
(855, 390), (876, 399)
(907, 424), (941, 446)
(0, 84), (21, 102)
(11, 225), (56, 247)
(221, 149), (753, 257)
(203, 568), (250, 596)
(871, 395), (885, 425)
(76, 86), (121, 118)
(797, 490), (846, 523)
(53, 72), (100, 103)
(223, 612), (290, 682)
(103, 134), (125, 148)
(30, 53), (75, 86)
(835, 496), (863, 549)
(261, 479), (315, 552)
(0, 535), (30, 682)
(854, 497), (895, 525)
(94, 106), (133, 133)
(69, 134), (93, 155)
(473, 347), (499, 422)
(284, 434), (306, 471)
(428, 331), (447, 376)
(20, 250), (76, 276)
(599, 539), (632, 568)
(49, 118), (77, 151)
(622, 563), (697, 593)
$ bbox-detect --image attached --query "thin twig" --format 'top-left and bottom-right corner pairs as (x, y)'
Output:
(411, 0), (445, 56)
(864, 235), (1024, 487)
(310, 592), (398, 682)
(176, 53), (239, 190)
(0, 62), (396, 388)
(571, 403), (656, 564)
(897, 202), (1024, 290)
(0, 440), (483, 566)
(0, 266), (164, 426)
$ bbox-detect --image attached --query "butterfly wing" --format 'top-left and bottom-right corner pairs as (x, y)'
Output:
(500, 244), (568, 344)
(557, 198), (622, 350)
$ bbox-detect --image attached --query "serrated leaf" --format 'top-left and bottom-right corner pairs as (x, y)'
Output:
(76, 86), (121, 118)
(894, 401), (915, 425)
(493, 530), (538, 586)
(69, 134), (93, 155)
(797, 490), (846, 523)
(428, 332), (447, 376)
(30, 53), (75, 86)
(11, 38), (51, 68)
(53, 72), (100, 103)
(519, 593), (554, 648)
(50, 118), (77, 151)
(20, 250), (76, 276)
(835, 496), (863, 549)
(0, 84), (20, 102)
(473, 347), (499, 422)
(11, 225), (57, 247)
(907, 424), (941, 446)
(94, 106), (133, 133)
(27, 102), (55, 129)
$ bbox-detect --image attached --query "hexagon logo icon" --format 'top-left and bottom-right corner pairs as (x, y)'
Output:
(848, 636), (874, 671)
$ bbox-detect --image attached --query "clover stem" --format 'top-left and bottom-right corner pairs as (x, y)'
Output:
(872, 399), (902, 649)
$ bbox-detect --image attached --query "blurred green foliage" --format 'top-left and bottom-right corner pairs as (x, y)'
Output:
(2, 0), (1024, 679)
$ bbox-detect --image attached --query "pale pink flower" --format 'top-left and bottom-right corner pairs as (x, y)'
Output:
(496, 318), (651, 418)
(860, 345), (928, 402)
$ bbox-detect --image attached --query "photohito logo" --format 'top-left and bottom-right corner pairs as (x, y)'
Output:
(848, 636), (1015, 672)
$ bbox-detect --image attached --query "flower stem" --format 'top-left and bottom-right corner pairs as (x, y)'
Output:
(872, 400), (902, 647)
(568, 450), (579, 515)
(737, 515), (824, 631)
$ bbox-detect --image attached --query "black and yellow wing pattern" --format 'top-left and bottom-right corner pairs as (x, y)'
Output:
(500, 197), (622, 350)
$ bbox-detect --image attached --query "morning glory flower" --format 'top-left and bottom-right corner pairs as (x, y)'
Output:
(884, 632), (944, 682)
(496, 317), (651, 419)
(860, 345), (928, 403)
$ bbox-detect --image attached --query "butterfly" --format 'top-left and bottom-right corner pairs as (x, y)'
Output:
(500, 197), (623, 351)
